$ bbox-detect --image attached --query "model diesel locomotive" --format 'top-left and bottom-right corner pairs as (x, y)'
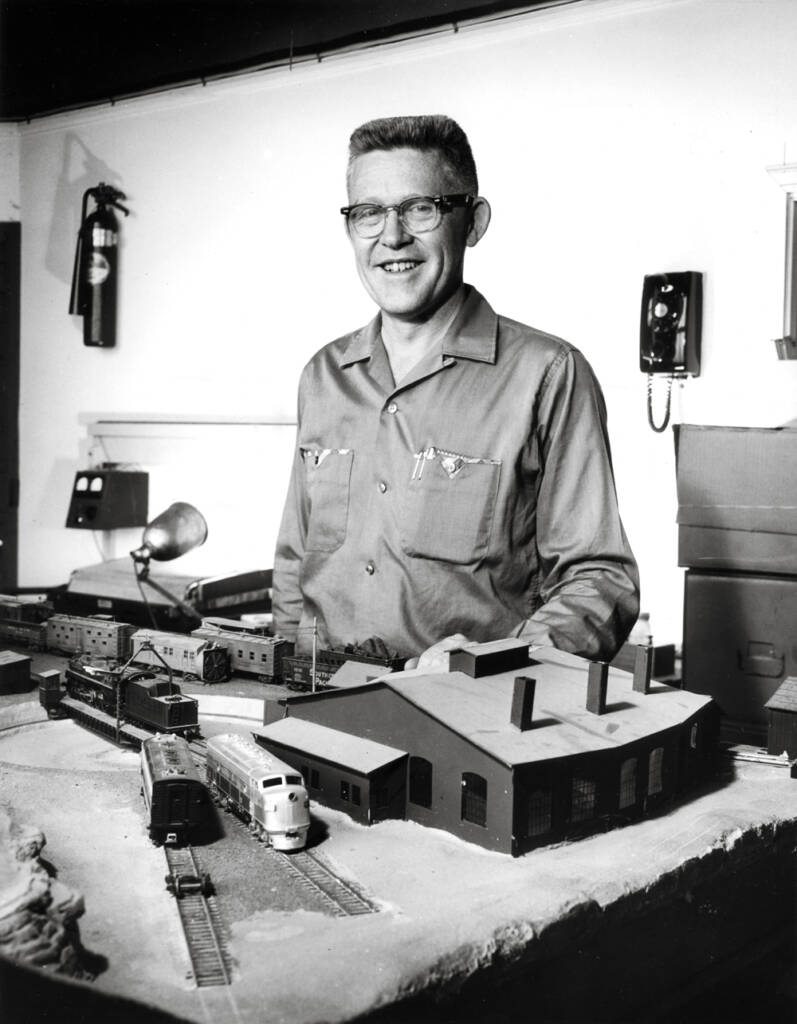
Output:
(191, 625), (292, 682)
(65, 656), (200, 736)
(140, 733), (208, 844)
(129, 630), (229, 683)
(205, 733), (310, 851)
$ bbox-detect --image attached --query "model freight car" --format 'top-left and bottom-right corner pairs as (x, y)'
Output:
(191, 626), (292, 682)
(64, 657), (200, 736)
(130, 629), (229, 683)
(283, 645), (405, 690)
(140, 734), (208, 844)
(205, 733), (310, 851)
(46, 613), (135, 658)
(0, 617), (46, 650)
(199, 616), (270, 635)
(0, 595), (53, 623)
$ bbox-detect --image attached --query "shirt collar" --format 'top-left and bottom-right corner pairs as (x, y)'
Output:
(337, 286), (498, 368)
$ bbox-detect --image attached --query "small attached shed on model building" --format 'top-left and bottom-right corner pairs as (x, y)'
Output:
(255, 643), (718, 856)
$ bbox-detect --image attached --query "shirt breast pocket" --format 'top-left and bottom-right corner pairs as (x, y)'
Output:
(400, 448), (501, 564)
(302, 447), (354, 552)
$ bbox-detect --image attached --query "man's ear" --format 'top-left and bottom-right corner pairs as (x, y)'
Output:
(466, 197), (491, 248)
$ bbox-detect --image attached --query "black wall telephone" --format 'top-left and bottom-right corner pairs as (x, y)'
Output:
(640, 271), (702, 431)
(640, 271), (702, 375)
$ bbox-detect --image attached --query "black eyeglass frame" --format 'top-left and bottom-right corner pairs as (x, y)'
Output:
(340, 194), (474, 237)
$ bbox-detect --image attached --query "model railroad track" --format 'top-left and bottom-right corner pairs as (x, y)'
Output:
(60, 694), (151, 747)
(272, 848), (379, 917)
(164, 845), (233, 988)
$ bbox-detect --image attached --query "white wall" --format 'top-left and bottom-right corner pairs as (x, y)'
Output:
(16, 0), (797, 644)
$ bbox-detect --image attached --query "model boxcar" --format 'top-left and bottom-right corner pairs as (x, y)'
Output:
(130, 629), (229, 683)
(46, 613), (135, 658)
(0, 617), (46, 650)
(205, 733), (310, 851)
(283, 646), (405, 690)
(191, 626), (293, 682)
(140, 733), (207, 844)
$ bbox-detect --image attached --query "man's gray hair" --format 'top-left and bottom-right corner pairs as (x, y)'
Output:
(347, 114), (479, 195)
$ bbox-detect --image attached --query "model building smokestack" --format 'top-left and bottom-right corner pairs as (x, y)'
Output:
(586, 661), (609, 715)
(632, 644), (653, 693)
(511, 676), (536, 731)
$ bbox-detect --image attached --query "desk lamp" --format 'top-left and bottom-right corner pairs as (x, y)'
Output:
(130, 502), (208, 624)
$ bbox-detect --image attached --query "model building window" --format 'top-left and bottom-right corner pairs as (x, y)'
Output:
(571, 775), (596, 822)
(648, 747), (664, 795)
(461, 772), (487, 827)
(526, 788), (553, 836)
(409, 756), (433, 808)
(340, 780), (350, 801)
(619, 758), (637, 809)
(690, 722), (699, 749)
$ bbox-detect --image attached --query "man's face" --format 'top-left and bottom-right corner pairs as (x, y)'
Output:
(346, 147), (471, 324)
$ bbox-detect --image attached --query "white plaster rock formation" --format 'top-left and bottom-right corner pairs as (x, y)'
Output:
(0, 807), (86, 974)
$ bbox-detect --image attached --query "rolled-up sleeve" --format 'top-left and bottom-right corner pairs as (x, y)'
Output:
(515, 349), (640, 661)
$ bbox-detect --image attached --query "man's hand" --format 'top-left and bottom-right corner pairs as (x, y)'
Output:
(405, 633), (474, 672)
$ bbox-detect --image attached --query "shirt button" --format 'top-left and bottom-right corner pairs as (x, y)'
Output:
(386, 402), (398, 415)
(365, 561), (375, 575)
(378, 481), (387, 493)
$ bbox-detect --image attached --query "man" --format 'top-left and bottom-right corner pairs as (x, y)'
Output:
(273, 114), (639, 669)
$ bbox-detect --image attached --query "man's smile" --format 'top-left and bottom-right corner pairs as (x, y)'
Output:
(378, 260), (422, 273)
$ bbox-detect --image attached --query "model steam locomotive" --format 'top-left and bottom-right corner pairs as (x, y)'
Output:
(64, 655), (200, 737)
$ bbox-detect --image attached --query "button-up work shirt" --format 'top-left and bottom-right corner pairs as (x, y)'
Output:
(273, 287), (639, 661)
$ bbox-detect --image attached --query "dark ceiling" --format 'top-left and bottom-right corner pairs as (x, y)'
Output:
(0, 0), (559, 121)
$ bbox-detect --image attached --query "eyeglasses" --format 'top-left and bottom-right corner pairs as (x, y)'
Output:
(340, 194), (473, 239)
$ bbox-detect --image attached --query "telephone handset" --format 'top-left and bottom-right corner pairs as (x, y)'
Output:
(640, 271), (702, 431)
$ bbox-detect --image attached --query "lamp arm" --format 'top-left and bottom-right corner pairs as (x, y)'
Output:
(133, 561), (202, 624)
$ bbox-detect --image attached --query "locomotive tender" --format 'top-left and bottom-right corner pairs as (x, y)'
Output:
(140, 733), (208, 844)
(65, 657), (200, 736)
(205, 733), (310, 851)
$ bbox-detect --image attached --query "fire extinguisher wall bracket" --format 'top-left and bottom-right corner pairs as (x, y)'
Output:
(69, 183), (130, 348)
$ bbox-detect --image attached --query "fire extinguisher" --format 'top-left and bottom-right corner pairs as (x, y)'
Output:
(69, 183), (130, 348)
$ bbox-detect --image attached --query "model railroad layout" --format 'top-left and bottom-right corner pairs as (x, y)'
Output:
(163, 845), (233, 988)
(270, 848), (378, 917)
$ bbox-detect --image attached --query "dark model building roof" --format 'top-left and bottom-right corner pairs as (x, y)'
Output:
(270, 646), (713, 769)
(765, 676), (797, 713)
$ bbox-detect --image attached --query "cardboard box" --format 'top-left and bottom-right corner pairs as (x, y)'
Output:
(675, 424), (797, 574)
(683, 570), (797, 742)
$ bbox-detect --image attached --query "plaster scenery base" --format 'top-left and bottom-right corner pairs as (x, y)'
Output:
(0, 705), (795, 1024)
(0, 807), (85, 976)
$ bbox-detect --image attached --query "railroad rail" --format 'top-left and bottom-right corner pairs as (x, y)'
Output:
(272, 848), (379, 917)
(164, 845), (234, 987)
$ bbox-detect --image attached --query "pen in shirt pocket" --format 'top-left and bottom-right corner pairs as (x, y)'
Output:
(411, 446), (499, 481)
